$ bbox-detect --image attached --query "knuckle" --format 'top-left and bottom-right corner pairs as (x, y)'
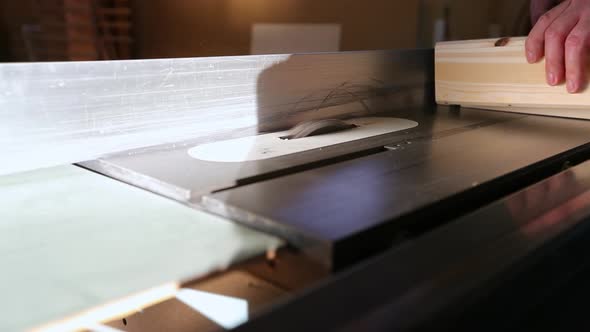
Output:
(546, 57), (563, 68)
(566, 64), (580, 74)
(525, 38), (536, 51)
(566, 32), (590, 54)
(545, 55), (563, 69)
(545, 27), (566, 41)
(565, 34), (584, 49)
(538, 13), (552, 25)
(527, 33), (543, 45)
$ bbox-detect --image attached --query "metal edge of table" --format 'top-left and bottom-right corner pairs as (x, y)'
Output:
(230, 158), (590, 331)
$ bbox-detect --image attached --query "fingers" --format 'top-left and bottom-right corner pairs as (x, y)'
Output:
(544, 8), (579, 86)
(531, 0), (560, 26)
(565, 19), (590, 93)
(526, 0), (570, 63)
(527, 0), (590, 93)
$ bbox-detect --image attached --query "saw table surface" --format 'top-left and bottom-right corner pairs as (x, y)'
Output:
(82, 107), (518, 202)
(202, 107), (590, 269)
(0, 165), (280, 331)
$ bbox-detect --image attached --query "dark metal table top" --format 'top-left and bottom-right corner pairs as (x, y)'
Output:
(82, 105), (515, 201)
(232, 158), (590, 332)
(203, 106), (590, 268)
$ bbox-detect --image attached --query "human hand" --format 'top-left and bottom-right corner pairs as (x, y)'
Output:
(530, 0), (561, 26)
(526, 0), (590, 93)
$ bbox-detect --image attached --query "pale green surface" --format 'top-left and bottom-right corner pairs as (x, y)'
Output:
(0, 165), (280, 331)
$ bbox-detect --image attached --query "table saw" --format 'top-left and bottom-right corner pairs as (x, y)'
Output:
(4, 37), (590, 331)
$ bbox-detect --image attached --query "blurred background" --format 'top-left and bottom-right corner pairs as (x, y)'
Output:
(0, 0), (531, 62)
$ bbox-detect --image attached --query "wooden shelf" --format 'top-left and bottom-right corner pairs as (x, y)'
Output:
(29, 0), (133, 61)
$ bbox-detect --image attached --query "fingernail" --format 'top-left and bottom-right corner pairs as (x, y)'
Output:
(567, 79), (577, 93)
(548, 72), (556, 85)
(526, 51), (535, 63)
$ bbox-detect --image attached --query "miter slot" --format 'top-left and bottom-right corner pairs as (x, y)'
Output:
(212, 145), (388, 193)
(82, 108), (531, 204)
(193, 117), (413, 192)
(202, 114), (590, 271)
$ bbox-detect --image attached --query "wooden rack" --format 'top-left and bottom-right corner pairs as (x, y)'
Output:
(27, 0), (133, 61)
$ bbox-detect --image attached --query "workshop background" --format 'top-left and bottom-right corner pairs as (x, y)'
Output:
(0, 0), (530, 62)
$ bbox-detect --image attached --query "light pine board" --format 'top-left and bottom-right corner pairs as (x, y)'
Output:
(435, 37), (590, 119)
(0, 166), (280, 331)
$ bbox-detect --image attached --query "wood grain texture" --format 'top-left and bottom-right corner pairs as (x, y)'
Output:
(0, 165), (280, 331)
(435, 37), (590, 119)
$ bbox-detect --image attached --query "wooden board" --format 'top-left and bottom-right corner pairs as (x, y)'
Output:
(435, 37), (590, 119)
(0, 165), (280, 331)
